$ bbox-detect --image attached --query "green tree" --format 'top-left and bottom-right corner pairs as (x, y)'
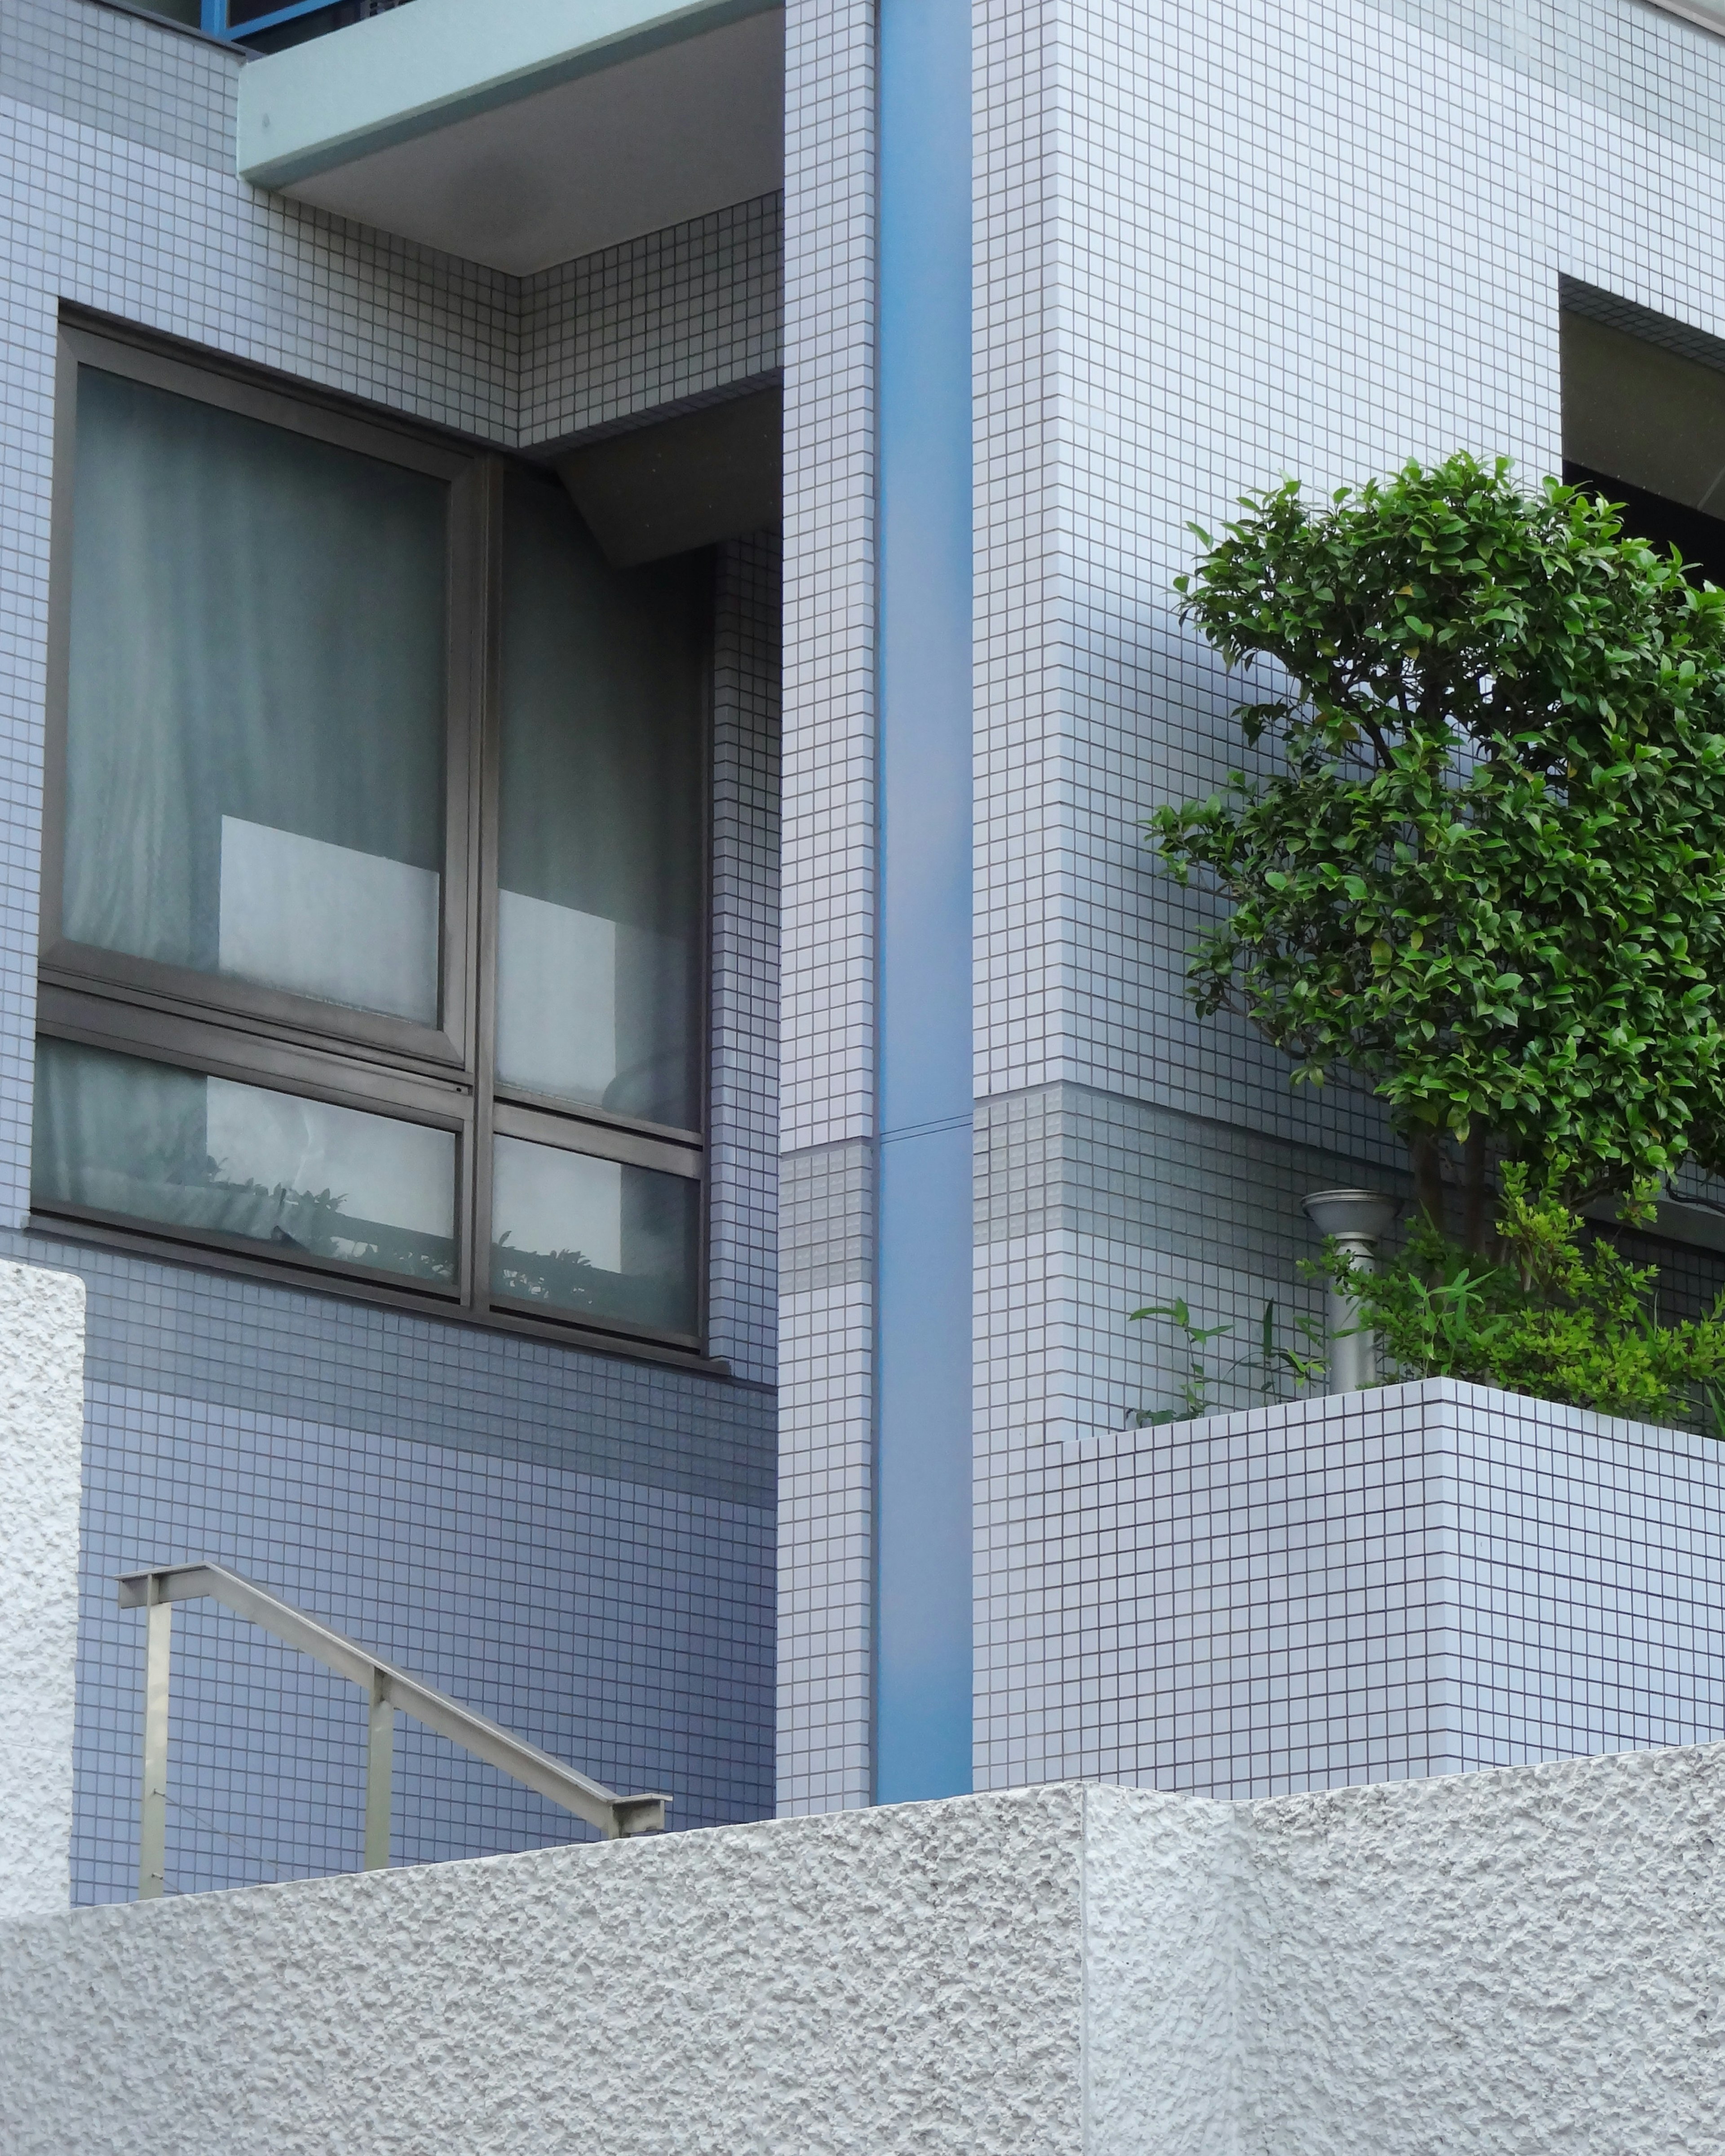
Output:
(1150, 453), (1725, 1246)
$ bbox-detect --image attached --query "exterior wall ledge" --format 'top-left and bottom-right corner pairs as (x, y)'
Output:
(1058, 1375), (1722, 1459)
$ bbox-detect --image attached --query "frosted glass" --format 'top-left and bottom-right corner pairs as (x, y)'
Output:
(495, 475), (705, 1128)
(63, 367), (447, 1025)
(32, 1039), (456, 1284)
(491, 1132), (698, 1334)
(495, 888), (616, 1100)
(494, 1138), (623, 1273)
(219, 817), (441, 1021)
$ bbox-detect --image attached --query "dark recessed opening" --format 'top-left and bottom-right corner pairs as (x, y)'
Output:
(1561, 307), (1725, 586)
(1563, 461), (1725, 585)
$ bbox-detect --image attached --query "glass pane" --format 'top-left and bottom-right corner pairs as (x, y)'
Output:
(63, 367), (448, 1025)
(490, 1132), (698, 1335)
(33, 1039), (456, 1285)
(496, 475), (706, 1130)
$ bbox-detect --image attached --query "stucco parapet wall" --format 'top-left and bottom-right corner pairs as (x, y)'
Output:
(0, 1747), (1719, 2152)
(0, 1260), (85, 1923)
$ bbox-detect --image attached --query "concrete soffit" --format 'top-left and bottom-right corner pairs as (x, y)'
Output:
(1642, 0), (1725, 40)
(236, 0), (786, 276)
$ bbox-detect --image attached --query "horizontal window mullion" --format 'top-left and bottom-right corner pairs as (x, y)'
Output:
(488, 1078), (703, 1153)
(39, 953), (467, 1076)
(38, 985), (471, 1129)
(490, 1097), (701, 1179)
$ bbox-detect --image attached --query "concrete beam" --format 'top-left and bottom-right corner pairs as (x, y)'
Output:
(237, 0), (781, 191)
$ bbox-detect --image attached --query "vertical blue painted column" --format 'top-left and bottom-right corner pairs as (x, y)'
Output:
(874, 0), (974, 1804)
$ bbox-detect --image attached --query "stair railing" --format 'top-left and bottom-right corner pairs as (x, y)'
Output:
(118, 1562), (668, 1900)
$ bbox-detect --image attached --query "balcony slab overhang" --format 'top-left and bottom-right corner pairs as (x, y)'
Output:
(236, 0), (785, 274)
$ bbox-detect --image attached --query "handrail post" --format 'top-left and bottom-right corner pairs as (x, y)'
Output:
(138, 1577), (172, 1901)
(363, 1668), (393, 1872)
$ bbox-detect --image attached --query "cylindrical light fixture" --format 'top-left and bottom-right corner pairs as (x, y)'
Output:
(1301, 1189), (1400, 1395)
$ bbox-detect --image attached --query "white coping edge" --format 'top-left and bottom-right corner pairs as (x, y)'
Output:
(1051, 1373), (1725, 1457)
(237, 0), (782, 190)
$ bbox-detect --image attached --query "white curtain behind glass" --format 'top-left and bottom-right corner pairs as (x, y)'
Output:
(62, 367), (448, 1024)
(496, 475), (707, 1129)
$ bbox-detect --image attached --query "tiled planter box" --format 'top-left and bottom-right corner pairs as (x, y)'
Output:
(976, 1379), (1725, 1798)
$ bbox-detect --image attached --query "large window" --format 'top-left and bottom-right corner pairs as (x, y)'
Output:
(36, 322), (711, 1357)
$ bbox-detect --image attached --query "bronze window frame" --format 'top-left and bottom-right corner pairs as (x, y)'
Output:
(34, 313), (715, 1368)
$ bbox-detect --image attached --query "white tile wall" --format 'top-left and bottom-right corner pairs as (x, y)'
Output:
(0, 0), (782, 1340)
(0, 0), (787, 1883)
(775, 0), (879, 1813)
(973, 0), (1725, 1792)
(980, 1379), (1725, 1794)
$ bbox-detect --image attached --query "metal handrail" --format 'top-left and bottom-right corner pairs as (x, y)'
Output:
(117, 1562), (668, 1899)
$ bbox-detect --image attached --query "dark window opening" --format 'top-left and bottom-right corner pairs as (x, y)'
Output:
(1561, 463), (1725, 586)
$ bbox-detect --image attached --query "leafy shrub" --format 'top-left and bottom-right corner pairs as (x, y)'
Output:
(1151, 454), (1725, 1244)
(1142, 453), (1725, 1428)
(1319, 1167), (1725, 1432)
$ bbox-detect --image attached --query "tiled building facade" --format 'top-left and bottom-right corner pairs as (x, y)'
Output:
(962, 0), (1725, 1797)
(4, 0), (1725, 1898)
(778, 0), (1725, 1807)
(0, 0), (781, 1898)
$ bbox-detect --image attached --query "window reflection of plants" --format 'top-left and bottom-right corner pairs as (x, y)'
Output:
(105, 1144), (456, 1283)
(260, 1182), (456, 1283)
(491, 1232), (598, 1308)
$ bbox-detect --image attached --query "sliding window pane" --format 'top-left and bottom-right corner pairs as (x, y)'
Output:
(32, 1039), (456, 1284)
(490, 1133), (698, 1334)
(63, 367), (448, 1024)
(496, 475), (706, 1129)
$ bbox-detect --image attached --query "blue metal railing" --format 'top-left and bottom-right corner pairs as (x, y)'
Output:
(204, 0), (413, 43)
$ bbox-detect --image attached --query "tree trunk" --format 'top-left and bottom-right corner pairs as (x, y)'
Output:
(1410, 1131), (1446, 1238)
(1460, 1126), (1490, 1256)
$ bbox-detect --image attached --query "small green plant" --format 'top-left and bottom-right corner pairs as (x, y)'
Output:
(1319, 1164), (1725, 1432)
(1131, 1297), (1326, 1425)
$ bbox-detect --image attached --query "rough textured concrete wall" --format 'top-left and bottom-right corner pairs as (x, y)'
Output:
(2, 1747), (1721, 2150)
(0, 1259), (84, 1920)
(0, 1788), (1087, 2156)
(1240, 1743), (1725, 2154)
(1082, 1785), (1240, 2156)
